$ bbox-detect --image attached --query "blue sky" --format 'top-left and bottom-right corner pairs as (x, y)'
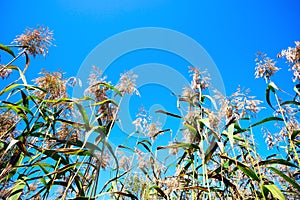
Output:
(2, 1), (299, 92)
(1, 0), (300, 168)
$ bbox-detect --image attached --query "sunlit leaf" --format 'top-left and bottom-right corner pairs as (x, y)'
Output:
(0, 44), (15, 57)
(8, 178), (26, 200)
(258, 159), (298, 168)
(184, 122), (200, 139)
(157, 142), (200, 151)
(266, 82), (276, 110)
(91, 99), (118, 107)
(221, 155), (260, 181)
(250, 116), (283, 128)
(268, 166), (300, 192)
(204, 142), (218, 165)
(149, 185), (167, 199)
(75, 102), (90, 130)
(294, 84), (300, 97)
(262, 184), (285, 200)
(99, 82), (121, 96)
(202, 94), (217, 110)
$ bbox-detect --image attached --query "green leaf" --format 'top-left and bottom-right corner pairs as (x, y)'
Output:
(204, 142), (218, 165)
(237, 165), (260, 182)
(268, 166), (300, 192)
(0, 44), (15, 57)
(138, 140), (152, 153)
(117, 145), (135, 152)
(91, 99), (118, 107)
(202, 94), (217, 110)
(75, 102), (90, 130)
(250, 117), (283, 128)
(294, 84), (300, 97)
(266, 82), (277, 110)
(155, 109), (181, 118)
(32, 145), (68, 165)
(111, 191), (138, 200)
(184, 122), (200, 139)
(199, 118), (210, 129)
(8, 179), (26, 200)
(292, 130), (300, 141)
(157, 142), (200, 151)
(149, 185), (168, 199)
(259, 159), (298, 168)
(281, 100), (300, 107)
(104, 141), (119, 170)
(224, 123), (234, 149)
(262, 184), (285, 200)
(221, 155), (260, 181)
(20, 90), (29, 108)
(52, 148), (92, 156)
(0, 83), (22, 96)
(152, 129), (171, 138)
(100, 82), (121, 96)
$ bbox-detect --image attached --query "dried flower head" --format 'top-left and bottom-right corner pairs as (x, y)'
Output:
(119, 155), (132, 171)
(168, 142), (179, 155)
(56, 124), (80, 140)
(148, 123), (158, 138)
(162, 176), (181, 195)
(278, 41), (300, 82)
(0, 65), (12, 80)
(116, 71), (139, 96)
(132, 106), (162, 139)
(137, 152), (149, 170)
(94, 151), (111, 170)
(84, 66), (117, 118)
(189, 66), (211, 91)
(13, 26), (54, 57)
(0, 110), (18, 140)
(254, 52), (280, 82)
(279, 119), (300, 138)
(183, 128), (197, 143)
(215, 87), (264, 121)
(33, 70), (67, 100)
(180, 87), (198, 105)
(205, 108), (221, 131)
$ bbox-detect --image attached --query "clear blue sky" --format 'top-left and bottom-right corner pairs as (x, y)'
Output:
(1, 0), (300, 161)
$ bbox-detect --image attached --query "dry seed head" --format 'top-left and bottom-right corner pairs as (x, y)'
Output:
(0, 110), (18, 140)
(216, 87), (264, 120)
(168, 142), (179, 155)
(278, 41), (300, 82)
(189, 66), (211, 91)
(33, 70), (67, 100)
(13, 26), (54, 57)
(254, 52), (280, 81)
(148, 123), (157, 138)
(0, 65), (12, 80)
(116, 71), (139, 96)
(56, 124), (80, 140)
(119, 155), (132, 171)
(183, 128), (197, 143)
(95, 152), (111, 170)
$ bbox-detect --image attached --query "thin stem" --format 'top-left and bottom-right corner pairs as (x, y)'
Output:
(5, 49), (26, 68)
(274, 93), (300, 166)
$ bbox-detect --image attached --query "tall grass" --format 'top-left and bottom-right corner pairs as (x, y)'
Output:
(0, 26), (299, 199)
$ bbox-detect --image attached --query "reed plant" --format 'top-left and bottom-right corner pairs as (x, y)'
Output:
(0, 26), (299, 199)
